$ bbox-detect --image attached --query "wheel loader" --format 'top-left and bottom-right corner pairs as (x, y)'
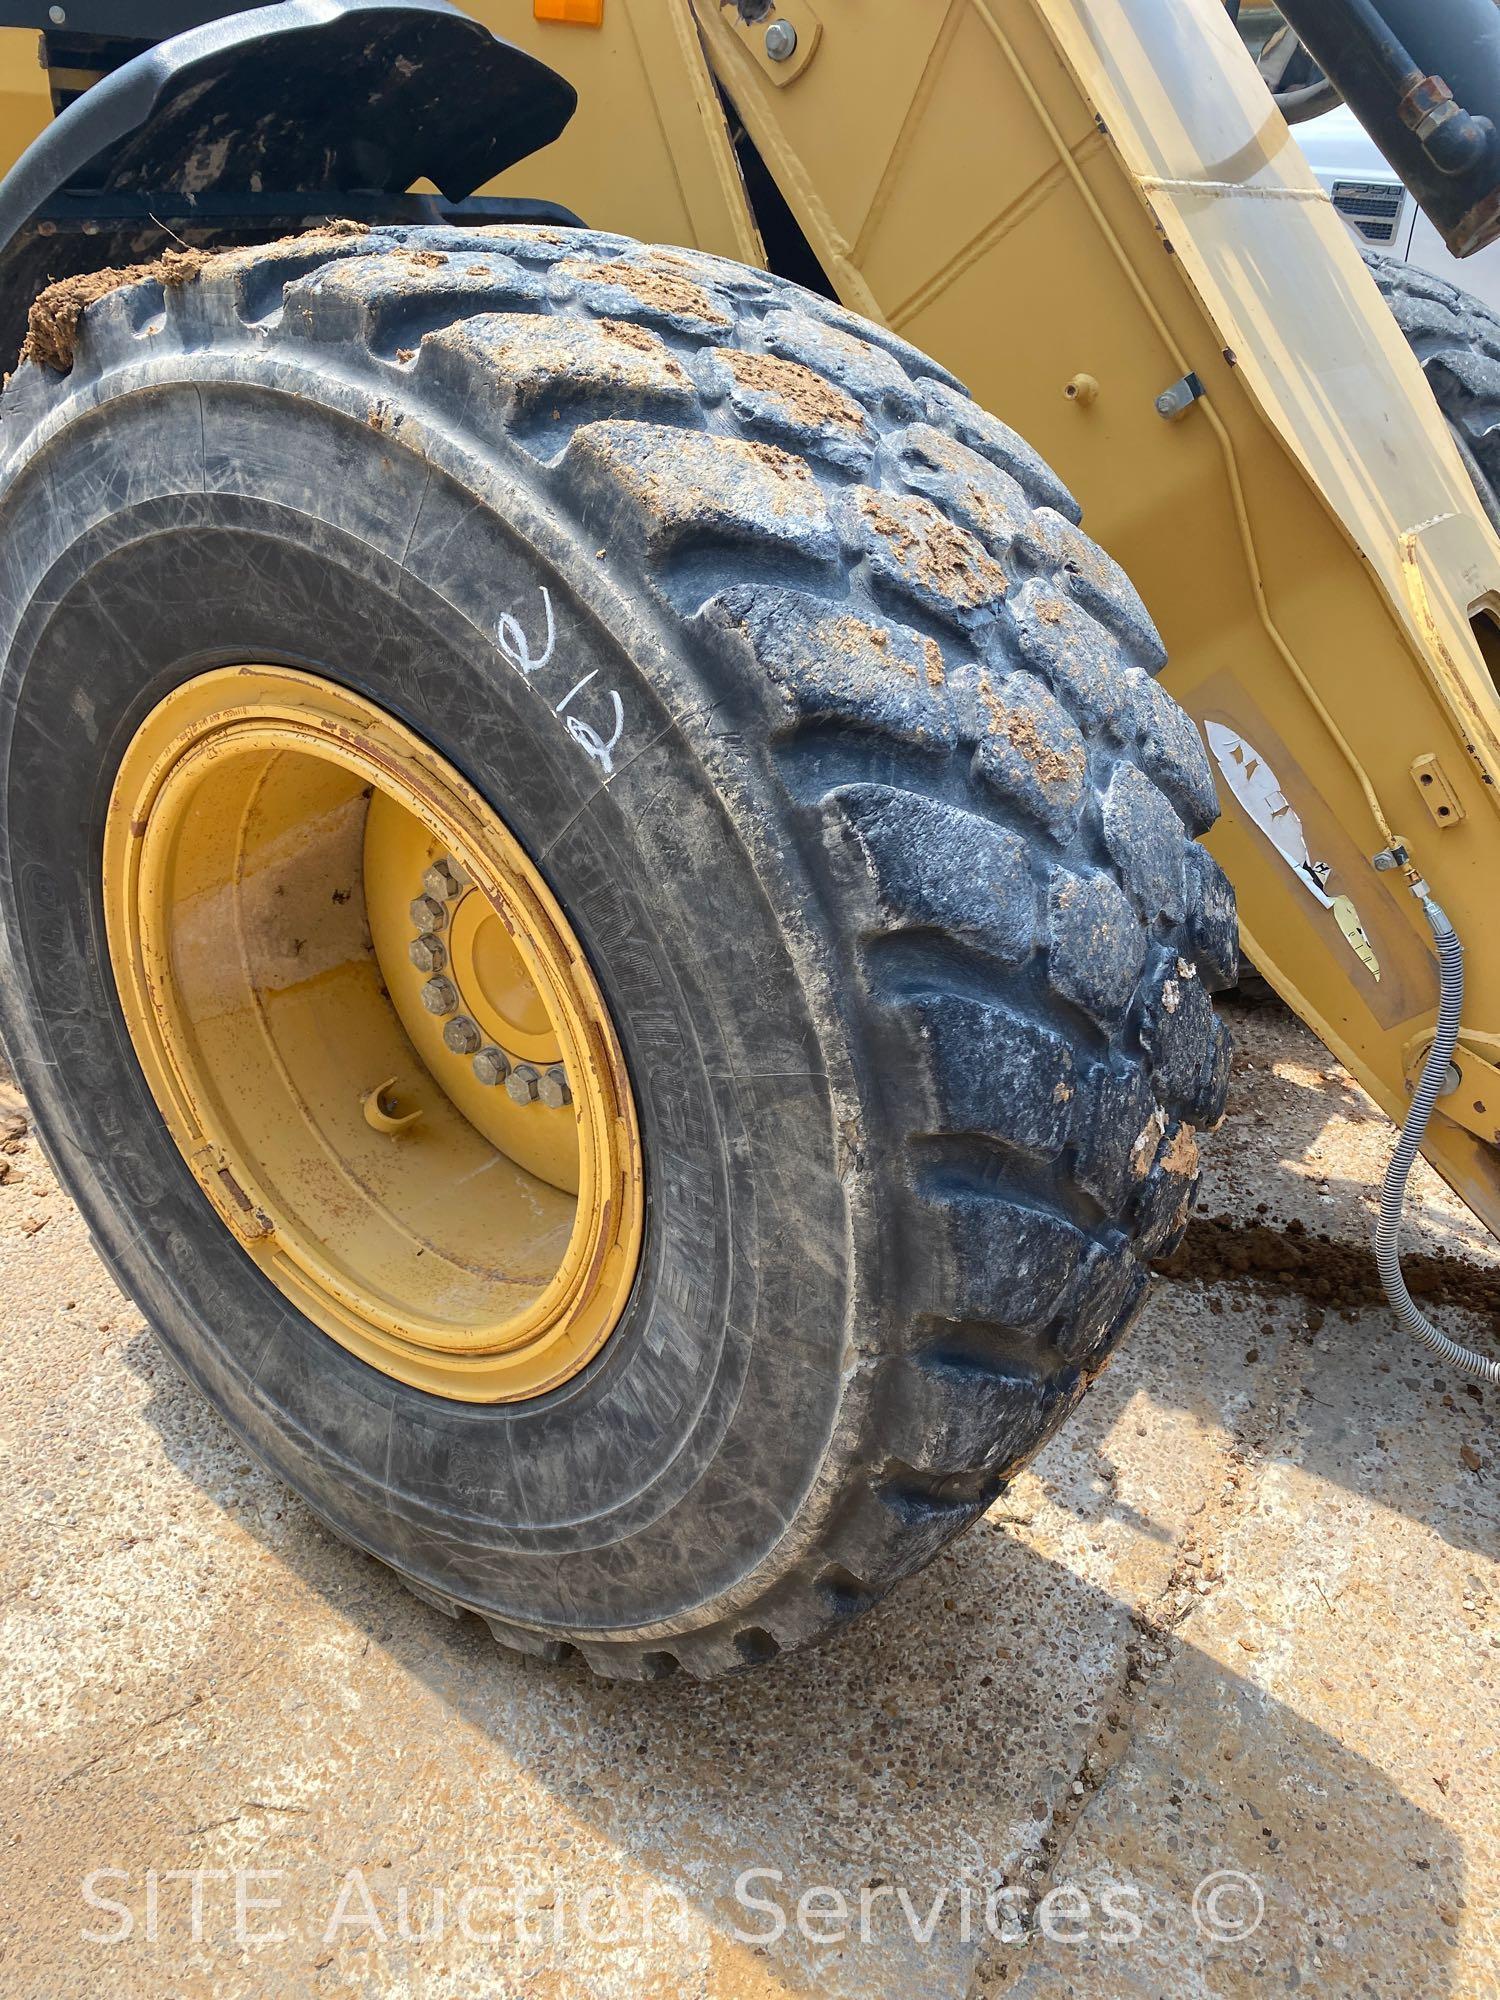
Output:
(0, 0), (1495, 1679)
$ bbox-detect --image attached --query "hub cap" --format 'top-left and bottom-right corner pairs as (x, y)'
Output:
(103, 667), (644, 1402)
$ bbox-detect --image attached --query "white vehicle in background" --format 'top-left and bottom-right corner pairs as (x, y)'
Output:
(1234, 2), (1500, 527)
(1295, 103), (1500, 314)
(1238, 3), (1500, 311)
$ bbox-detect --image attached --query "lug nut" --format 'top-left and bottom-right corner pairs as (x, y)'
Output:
(410, 894), (447, 934)
(764, 18), (797, 60)
(423, 857), (462, 901)
(472, 1046), (510, 1087)
(537, 1065), (571, 1109)
(443, 1014), (482, 1055)
(408, 934), (447, 973)
(506, 1062), (541, 1104)
(420, 975), (459, 1016)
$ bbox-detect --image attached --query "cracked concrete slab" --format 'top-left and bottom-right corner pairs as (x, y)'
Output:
(0, 994), (1495, 1998)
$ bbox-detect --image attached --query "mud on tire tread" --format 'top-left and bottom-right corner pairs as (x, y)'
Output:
(0, 224), (1233, 1678)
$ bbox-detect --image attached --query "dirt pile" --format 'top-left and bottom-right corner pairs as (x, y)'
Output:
(1156, 1209), (1500, 1326)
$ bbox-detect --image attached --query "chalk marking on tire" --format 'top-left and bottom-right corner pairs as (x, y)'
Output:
(498, 585), (626, 774)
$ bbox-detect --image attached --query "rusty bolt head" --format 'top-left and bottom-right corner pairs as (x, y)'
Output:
(410, 894), (447, 934)
(505, 1062), (541, 1104)
(420, 976), (459, 1016)
(537, 1065), (571, 1109)
(443, 1015), (482, 1055)
(472, 1046), (510, 1088)
(408, 934), (447, 974)
(423, 857), (462, 901)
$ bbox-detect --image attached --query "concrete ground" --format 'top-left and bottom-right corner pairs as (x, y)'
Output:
(0, 992), (1495, 1999)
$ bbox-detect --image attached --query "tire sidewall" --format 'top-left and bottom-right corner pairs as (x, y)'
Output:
(0, 375), (852, 1639)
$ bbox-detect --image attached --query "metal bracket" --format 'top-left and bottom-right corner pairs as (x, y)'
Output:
(1402, 1028), (1500, 1145)
(720, 0), (821, 84)
(1410, 751), (1465, 827)
(1154, 371), (1204, 421)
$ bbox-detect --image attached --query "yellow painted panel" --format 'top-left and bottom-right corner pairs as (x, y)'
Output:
(463, 1), (764, 264)
(689, 0), (1500, 1237)
(709, 0), (954, 256)
(0, 29), (50, 180)
(1043, 0), (1500, 769)
(857, 2), (1095, 317)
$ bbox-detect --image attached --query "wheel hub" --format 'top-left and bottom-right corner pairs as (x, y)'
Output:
(364, 796), (579, 1197)
(102, 666), (644, 1403)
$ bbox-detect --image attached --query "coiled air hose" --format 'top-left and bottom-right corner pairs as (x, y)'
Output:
(1375, 892), (1500, 1385)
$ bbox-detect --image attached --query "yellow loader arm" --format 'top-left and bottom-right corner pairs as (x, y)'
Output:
(490, 0), (1500, 1238)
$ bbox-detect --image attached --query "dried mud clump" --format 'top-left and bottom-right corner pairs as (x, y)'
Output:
(598, 319), (659, 354)
(723, 348), (866, 432)
(20, 220), (375, 375)
(995, 697), (1081, 790)
(564, 257), (731, 328)
(22, 248), (209, 374)
(857, 488), (1007, 609)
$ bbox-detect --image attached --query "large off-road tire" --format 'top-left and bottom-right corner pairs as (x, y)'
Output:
(1365, 247), (1500, 526)
(0, 223), (1235, 1677)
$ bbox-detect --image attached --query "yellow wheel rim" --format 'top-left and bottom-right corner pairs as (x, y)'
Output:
(103, 666), (644, 1402)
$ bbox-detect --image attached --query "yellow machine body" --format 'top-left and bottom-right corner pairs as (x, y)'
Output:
(484, 0), (1500, 1240)
(7, 0), (1500, 1229)
(0, 27), (49, 166)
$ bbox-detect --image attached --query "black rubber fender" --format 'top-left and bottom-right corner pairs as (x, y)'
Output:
(0, 0), (576, 366)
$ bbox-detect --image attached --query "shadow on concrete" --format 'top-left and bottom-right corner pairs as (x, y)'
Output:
(116, 1311), (1474, 2000)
